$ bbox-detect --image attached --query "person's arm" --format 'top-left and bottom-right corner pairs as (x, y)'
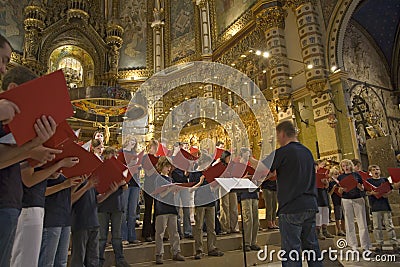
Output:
(96, 180), (125, 203)
(0, 116), (58, 169)
(21, 157), (79, 188)
(71, 178), (97, 205)
(45, 176), (82, 196)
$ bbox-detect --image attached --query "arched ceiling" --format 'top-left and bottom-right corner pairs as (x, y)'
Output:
(353, 0), (400, 71)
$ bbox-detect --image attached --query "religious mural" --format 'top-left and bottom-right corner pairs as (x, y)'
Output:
(119, 0), (147, 68)
(343, 21), (400, 153)
(170, 0), (195, 63)
(215, 0), (256, 35)
(0, 0), (30, 53)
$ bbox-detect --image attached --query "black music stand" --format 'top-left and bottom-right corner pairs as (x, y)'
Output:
(215, 178), (258, 267)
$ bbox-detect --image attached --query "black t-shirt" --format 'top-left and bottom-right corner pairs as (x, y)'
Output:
(261, 179), (277, 191)
(189, 171), (215, 207)
(0, 123), (23, 209)
(97, 187), (124, 213)
(262, 142), (318, 215)
(367, 177), (392, 212)
(22, 179), (47, 208)
(71, 184), (99, 231)
(337, 172), (363, 199)
(154, 174), (178, 216)
(171, 168), (189, 183)
(328, 180), (342, 206)
(44, 174), (71, 227)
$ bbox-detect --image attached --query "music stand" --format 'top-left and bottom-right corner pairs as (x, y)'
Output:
(215, 178), (259, 267)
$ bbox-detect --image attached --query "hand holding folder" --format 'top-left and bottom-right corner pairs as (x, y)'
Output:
(375, 181), (392, 199)
(0, 70), (73, 146)
(91, 157), (128, 194)
(339, 174), (359, 192)
(362, 180), (377, 192)
(316, 172), (328, 189)
(152, 182), (196, 195)
(48, 140), (102, 178)
(203, 162), (227, 183)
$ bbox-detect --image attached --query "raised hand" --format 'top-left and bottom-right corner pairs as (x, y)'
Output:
(32, 116), (57, 145)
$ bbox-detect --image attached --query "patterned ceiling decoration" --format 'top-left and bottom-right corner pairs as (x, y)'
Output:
(353, 0), (400, 68)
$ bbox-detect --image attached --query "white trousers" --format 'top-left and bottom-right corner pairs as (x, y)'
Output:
(342, 198), (371, 250)
(316, 207), (329, 227)
(10, 207), (44, 267)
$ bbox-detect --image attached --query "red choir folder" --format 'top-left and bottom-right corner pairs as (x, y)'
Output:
(214, 148), (224, 160)
(316, 172), (328, 189)
(142, 154), (159, 171)
(50, 140), (102, 178)
(375, 181), (392, 199)
(90, 157), (128, 194)
(230, 162), (255, 178)
(388, 168), (400, 183)
(203, 162), (227, 183)
(362, 180), (377, 192)
(359, 171), (371, 181)
(0, 70), (73, 146)
(28, 121), (77, 167)
(155, 143), (169, 156)
(339, 174), (359, 192)
(172, 149), (199, 171)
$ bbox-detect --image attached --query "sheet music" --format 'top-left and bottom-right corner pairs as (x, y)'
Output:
(215, 178), (258, 193)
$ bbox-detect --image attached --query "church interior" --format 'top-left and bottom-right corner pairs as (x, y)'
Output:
(1, 0), (400, 266)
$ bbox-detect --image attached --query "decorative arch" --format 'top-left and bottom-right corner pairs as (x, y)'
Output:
(39, 19), (108, 78)
(325, 0), (362, 69)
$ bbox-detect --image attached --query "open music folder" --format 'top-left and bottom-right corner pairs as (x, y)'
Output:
(0, 70), (73, 146)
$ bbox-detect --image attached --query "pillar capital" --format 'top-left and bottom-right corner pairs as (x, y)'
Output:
(256, 6), (286, 29)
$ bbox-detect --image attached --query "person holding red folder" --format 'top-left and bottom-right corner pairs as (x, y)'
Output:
(218, 150), (239, 235)
(352, 158), (373, 233)
(233, 148), (260, 251)
(190, 154), (224, 259)
(142, 140), (159, 242)
(314, 162), (334, 240)
(337, 159), (371, 251)
(0, 65), (68, 267)
(153, 157), (185, 264)
(366, 165), (398, 253)
(97, 147), (130, 267)
(119, 136), (141, 245)
(327, 167), (345, 236)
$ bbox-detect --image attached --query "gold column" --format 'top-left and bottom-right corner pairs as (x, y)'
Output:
(152, 0), (165, 73)
(23, 4), (47, 74)
(256, 3), (293, 122)
(286, 0), (342, 160)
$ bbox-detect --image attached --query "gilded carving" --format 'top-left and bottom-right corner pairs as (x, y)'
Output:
(284, 0), (316, 9)
(256, 7), (286, 30)
(307, 79), (327, 96)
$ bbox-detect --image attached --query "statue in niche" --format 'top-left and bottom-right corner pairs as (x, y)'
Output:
(24, 31), (40, 60)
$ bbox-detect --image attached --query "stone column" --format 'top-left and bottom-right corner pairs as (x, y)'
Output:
(152, 0), (165, 73)
(287, 0), (342, 161)
(195, 0), (212, 58)
(256, 4), (293, 122)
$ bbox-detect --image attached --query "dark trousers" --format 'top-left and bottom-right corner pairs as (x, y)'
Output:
(279, 210), (323, 267)
(98, 211), (124, 266)
(142, 192), (155, 238)
(0, 208), (20, 267)
(71, 227), (99, 267)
